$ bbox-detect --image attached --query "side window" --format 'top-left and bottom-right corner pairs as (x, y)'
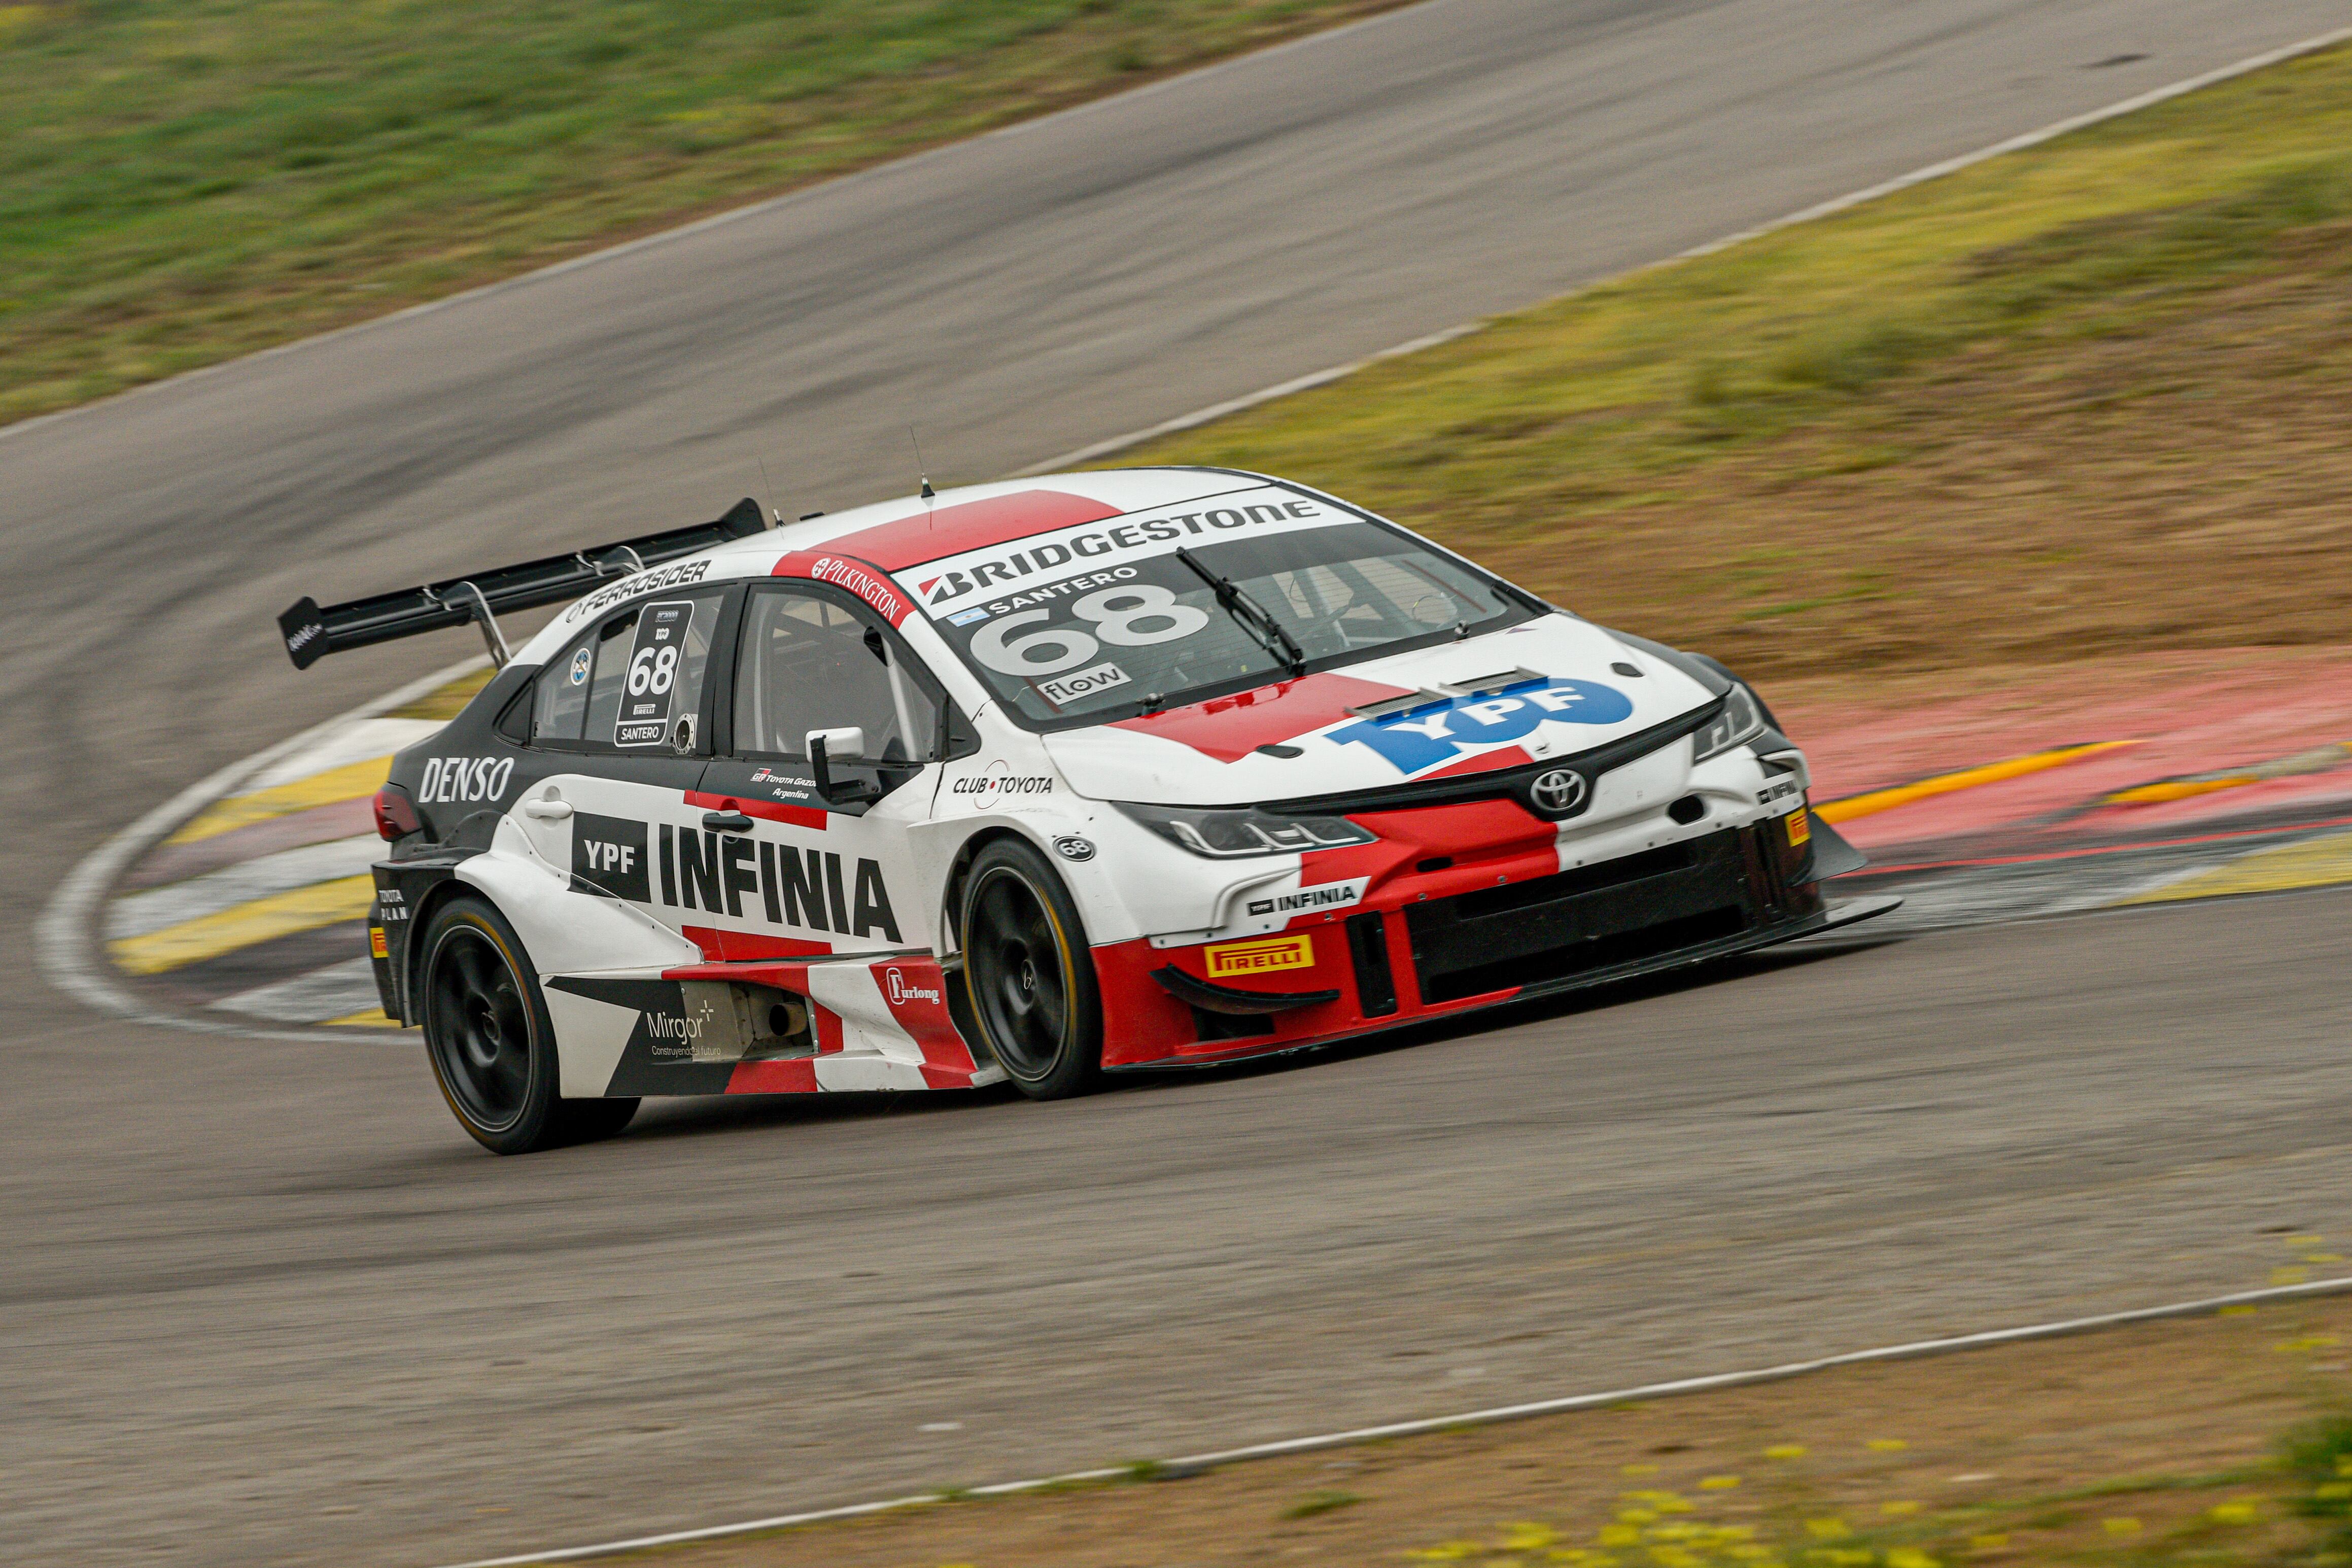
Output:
(734, 587), (941, 762)
(532, 589), (729, 750)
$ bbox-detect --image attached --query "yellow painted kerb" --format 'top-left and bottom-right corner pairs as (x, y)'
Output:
(166, 756), (394, 845)
(1817, 741), (2138, 825)
(2113, 830), (2352, 906)
(323, 1007), (409, 1029)
(109, 876), (376, 974)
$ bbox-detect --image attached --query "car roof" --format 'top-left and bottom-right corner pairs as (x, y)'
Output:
(513, 467), (1312, 667)
(710, 467), (1291, 572)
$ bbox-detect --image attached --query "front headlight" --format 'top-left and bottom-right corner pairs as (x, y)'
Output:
(1692, 683), (1767, 762)
(1115, 801), (1377, 859)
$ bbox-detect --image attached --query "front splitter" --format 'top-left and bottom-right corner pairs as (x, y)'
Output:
(1106, 891), (1904, 1073)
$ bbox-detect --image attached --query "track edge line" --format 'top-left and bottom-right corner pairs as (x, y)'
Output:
(431, 1274), (2352, 1568)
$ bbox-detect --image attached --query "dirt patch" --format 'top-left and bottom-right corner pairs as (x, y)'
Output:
(1463, 264), (2352, 685)
(631, 1283), (2352, 1567)
(1145, 44), (2352, 692)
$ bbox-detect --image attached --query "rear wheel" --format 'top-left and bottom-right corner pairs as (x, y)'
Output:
(420, 896), (637, 1154)
(959, 838), (1102, 1100)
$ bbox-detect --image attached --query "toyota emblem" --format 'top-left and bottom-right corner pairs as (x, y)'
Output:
(1528, 768), (1588, 818)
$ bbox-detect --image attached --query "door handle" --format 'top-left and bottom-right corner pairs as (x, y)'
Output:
(703, 810), (754, 832)
(523, 798), (572, 821)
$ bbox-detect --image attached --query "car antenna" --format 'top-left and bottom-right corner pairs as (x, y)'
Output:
(756, 455), (783, 526)
(908, 425), (935, 501)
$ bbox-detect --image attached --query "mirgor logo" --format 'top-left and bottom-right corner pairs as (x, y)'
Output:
(643, 996), (720, 1060)
(647, 1005), (712, 1040)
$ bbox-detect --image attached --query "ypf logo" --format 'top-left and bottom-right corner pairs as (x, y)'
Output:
(1327, 678), (1635, 775)
(1526, 768), (1590, 820)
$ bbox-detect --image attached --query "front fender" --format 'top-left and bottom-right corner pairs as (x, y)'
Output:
(908, 800), (1151, 950)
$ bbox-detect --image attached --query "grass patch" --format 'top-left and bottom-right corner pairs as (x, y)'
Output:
(1143, 44), (2352, 684)
(0, 0), (1400, 426)
(2284, 1412), (2352, 1557)
(1398, 1457), (2315, 1567)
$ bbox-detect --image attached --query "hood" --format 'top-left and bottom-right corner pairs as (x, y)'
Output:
(1040, 615), (1717, 806)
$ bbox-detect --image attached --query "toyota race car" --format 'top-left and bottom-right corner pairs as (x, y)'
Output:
(279, 469), (1896, 1153)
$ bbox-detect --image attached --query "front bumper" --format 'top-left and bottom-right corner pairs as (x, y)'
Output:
(1094, 818), (1898, 1070)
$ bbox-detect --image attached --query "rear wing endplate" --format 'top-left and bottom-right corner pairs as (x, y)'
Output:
(276, 497), (767, 670)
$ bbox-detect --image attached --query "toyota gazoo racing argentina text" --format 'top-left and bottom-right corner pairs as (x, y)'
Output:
(277, 469), (1896, 1152)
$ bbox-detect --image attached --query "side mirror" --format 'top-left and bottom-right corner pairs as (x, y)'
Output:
(805, 726), (878, 806)
(804, 725), (866, 761)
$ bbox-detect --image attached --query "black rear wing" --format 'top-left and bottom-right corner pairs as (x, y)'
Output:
(277, 497), (767, 670)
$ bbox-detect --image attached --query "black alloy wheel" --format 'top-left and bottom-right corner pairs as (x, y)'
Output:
(959, 838), (1102, 1099)
(428, 923), (532, 1130)
(420, 897), (637, 1154)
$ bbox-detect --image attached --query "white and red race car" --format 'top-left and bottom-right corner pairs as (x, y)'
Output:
(281, 468), (1894, 1152)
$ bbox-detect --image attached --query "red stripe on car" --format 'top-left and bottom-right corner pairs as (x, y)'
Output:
(811, 491), (1124, 571)
(1110, 672), (1413, 762)
(725, 1059), (817, 1094)
(1417, 743), (1535, 780)
(684, 790), (827, 829)
(770, 550), (916, 626)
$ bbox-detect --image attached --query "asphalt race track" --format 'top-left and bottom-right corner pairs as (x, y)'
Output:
(5, 2), (2349, 1563)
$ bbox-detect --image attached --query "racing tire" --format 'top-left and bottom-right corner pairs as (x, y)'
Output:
(419, 895), (638, 1155)
(959, 837), (1103, 1100)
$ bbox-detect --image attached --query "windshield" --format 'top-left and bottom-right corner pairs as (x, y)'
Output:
(896, 491), (1534, 726)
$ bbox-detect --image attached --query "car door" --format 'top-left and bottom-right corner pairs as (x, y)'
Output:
(692, 581), (949, 960)
(512, 584), (738, 953)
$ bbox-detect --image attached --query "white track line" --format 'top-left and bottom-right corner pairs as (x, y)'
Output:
(1021, 22), (2352, 475)
(437, 1273), (2352, 1568)
(1021, 323), (1486, 475)
(36, 656), (484, 1044)
(241, 716), (446, 790)
(106, 834), (384, 942)
(210, 956), (387, 1025)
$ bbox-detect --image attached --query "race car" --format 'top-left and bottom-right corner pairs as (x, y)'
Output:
(279, 468), (1895, 1153)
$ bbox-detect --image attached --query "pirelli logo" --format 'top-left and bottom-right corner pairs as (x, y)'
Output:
(369, 926), (390, 958)
(1204, 935), (1315, 979)
(1786, 807), (1811, 847)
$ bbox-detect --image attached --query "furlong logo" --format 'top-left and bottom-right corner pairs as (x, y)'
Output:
(885, 968), (941, 1005)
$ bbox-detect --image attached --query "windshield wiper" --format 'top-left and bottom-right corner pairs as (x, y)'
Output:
(1173, 547), (1306, 677)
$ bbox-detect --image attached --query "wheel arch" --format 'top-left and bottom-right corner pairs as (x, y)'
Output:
(939, 823), (1048, 956)
(399, 868), (482, 1020)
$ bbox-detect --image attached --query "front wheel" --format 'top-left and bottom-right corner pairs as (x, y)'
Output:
(959, 838), (1102, 1100)
(419, 895), (637, 1154)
